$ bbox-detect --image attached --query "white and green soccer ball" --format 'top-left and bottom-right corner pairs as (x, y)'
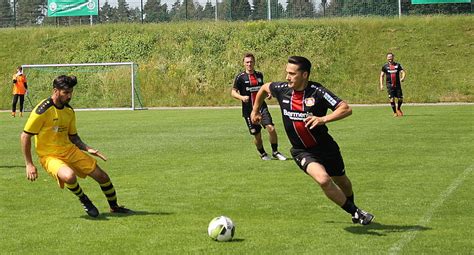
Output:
(207, 216), (235, 242)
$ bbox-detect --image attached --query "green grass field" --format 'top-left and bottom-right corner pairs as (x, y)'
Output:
(0, 105), (472, 254)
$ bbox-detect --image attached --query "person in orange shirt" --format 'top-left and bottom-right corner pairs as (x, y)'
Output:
(12, 66), (28, 117)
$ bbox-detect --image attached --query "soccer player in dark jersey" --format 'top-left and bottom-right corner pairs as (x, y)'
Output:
(231, 53), (287, 161)
(380, 52), (406, 117)
(251, 56), (374, 225)
(20, 75), (132, 218)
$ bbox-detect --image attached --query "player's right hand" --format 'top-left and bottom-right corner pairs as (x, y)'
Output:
(241, 96), (250, 103)
(26, 164), (38, 182)
(250, 111), (261, 125)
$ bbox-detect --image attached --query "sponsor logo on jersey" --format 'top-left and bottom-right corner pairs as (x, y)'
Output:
(246, 86), (261, 92)
(283, 109), (312, 121)
(304, 97), (315, 107)
(323, 93), (337, 106)
(282, 99), (290, 104)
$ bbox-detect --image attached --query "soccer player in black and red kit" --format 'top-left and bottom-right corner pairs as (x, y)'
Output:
(380, 52), (406, 117)
(251, 56), (374, 225)
(232, 53), (287, 161)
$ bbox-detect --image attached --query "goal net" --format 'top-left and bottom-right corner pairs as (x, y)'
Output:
(22, 62), (145, 111)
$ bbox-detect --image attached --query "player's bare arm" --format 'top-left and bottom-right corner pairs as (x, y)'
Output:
(250, 83), (271, 124)
(379, 71), (385, 90)
(400, 70), (406, 82)
(20, 132), (38, 181)
(231, 88), (249, 103)
(304, 101), (352, 129)
(69, 134), (107, 161)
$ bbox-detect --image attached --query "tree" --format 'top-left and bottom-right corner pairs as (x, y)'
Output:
(202, 1), (215, 20)
(251, 0), (266, 20)
(286, 0), (314, 18)
(144, 0), (169, 22)
(100, 1), (116, 23)
(16, 0), (44, 26)
(0, 0), (14, 27)
(231, 0), (251, 20)
(116, 0), (130, 22)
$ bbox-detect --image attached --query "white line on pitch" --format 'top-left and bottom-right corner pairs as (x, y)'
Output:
(388, 164), (473, 255)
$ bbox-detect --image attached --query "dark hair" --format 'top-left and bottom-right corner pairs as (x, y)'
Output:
(243, 53), (255, 61)
(53, 75), (77, 90)
(387, 52), (394, 57)
(288, 56), (312, 75)
(17, 66), (22, 71)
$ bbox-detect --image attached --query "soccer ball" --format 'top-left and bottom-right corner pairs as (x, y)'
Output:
(207, 216), (235, 242)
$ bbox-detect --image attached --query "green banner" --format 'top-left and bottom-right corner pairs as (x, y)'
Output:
(47, 0), (98, 17)
(412, 0), (470, 3)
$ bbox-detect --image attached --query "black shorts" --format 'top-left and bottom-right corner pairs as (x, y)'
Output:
(244, 107), (274, 135)
(387, 87), (403, 99)
(290, 142), (345, 176)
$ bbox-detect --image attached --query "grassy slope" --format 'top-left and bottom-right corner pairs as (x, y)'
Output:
(0, 15), (473, 109)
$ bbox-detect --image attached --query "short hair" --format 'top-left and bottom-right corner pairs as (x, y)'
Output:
(243, 53), (255, 61)
(387, 52), (394, 57)
(17, 66), (22, 71)
(288, 56), (312, 75)
(53, 75), (77, 90)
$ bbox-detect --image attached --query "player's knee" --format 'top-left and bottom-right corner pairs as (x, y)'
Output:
(266, 125), (275, 133)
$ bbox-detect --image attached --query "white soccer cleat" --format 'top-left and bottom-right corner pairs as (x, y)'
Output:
(272, 152), (287, 161)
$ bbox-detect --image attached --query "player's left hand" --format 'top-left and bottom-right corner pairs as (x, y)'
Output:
(304, 116), (326, 129)
(87, 148), (107, 161)
(266, 94), (272, 100)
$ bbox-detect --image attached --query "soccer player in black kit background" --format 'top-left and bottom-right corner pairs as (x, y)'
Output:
(380, 52), (406, 117)
(251, 56), (374, 225)
(231, 53), (287, 161)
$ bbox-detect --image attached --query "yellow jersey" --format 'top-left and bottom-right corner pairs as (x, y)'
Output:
(23, 98), (78, 157)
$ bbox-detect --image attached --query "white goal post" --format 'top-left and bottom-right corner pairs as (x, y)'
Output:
(22, 62), (145, 111)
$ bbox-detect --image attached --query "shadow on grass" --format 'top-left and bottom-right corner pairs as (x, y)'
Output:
(0, 165), (24, 169)
(80, 210), (174, 221)
(343, 222), (431, 236)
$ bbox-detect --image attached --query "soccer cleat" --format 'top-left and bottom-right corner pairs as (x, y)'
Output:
(352, 209), (374, 225)
(272, 151), (287, 161)
(397, 109), (403, 116)
(79, 195), (99, 217)
(393, 112), (398, 117)
(110, 205), (133, 214)
(260, 153), (271, 161)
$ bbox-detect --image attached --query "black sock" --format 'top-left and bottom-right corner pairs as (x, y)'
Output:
(257, 147), (266, 155)
(341, 198), (358, 216)
(65, 181), (85, 199)
(347, 194), (354, 204)
(100, 181), (118, 208)
(271, 143), (278, 153)
(397, 100), (403, 110)
(390, 102), (396, 113)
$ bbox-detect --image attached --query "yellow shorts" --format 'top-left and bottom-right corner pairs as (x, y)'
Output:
(40, 147), (97, 189)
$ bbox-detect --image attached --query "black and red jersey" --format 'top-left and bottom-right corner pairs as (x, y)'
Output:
(381, 62), (404, 88)
(233, 71), (268, 116)
(269, 81), (342, 150)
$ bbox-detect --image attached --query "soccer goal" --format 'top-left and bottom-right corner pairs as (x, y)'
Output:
(22, 62), (145, 111)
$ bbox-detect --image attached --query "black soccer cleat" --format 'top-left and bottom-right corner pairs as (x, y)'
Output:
(79, 195), (99, 217)
(352, 209), (374, 225)
(110, 205), (134, 214)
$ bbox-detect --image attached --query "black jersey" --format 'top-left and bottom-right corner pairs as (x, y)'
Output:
(233, 71), (268, 116)
(381, 62), (404, 88)
(269, 81), (343, 150)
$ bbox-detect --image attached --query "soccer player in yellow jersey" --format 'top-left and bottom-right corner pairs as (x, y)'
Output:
(20, 75), (132, 217)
